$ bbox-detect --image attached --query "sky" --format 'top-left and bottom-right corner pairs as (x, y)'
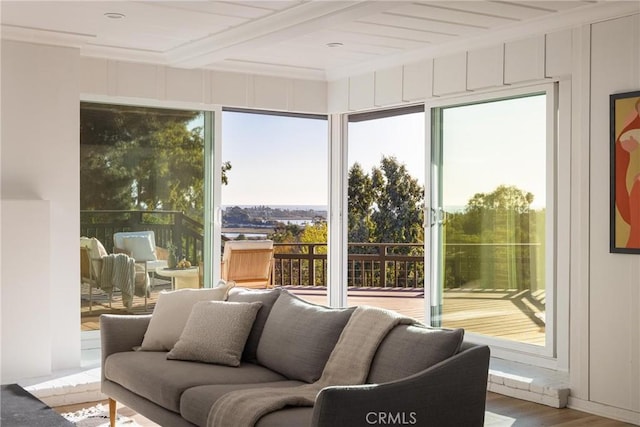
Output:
(220, 94), (547, 210)
(221, 111), (328, 207)
(441, 94), (547, 208)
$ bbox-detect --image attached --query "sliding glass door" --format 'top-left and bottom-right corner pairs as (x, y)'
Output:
(429, 87), (554, 350)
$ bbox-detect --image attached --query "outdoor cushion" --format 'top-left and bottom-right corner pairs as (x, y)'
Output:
(122, 235), (157, 262)
(180, 381), (305, 426)
(139, 282), (234, 351)
(167, 301), (262, 367)
(367, 324), (464, 384)
(80, 237), (108, 280)
(256, 290), (354, 383)
(227, 287), (281, 362)
(104, 351), (288, 413)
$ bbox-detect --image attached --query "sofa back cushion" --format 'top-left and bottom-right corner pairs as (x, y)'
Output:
(139, 281), (234, 351)
(367, 325), (464, 384)
(227, 287), (281, 362)
(257, 291), (354, 383)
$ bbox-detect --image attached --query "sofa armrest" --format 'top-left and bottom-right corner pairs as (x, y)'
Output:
(100, 314), (152, 380)
(311, 344), (490, 427)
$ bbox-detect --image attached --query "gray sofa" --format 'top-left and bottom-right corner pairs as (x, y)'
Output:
(101, 287), (490, 427)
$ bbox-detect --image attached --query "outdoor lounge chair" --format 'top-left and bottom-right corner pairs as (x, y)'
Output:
(80, 240), (102, 312)
(221, 240), (274, 289)
(113, 230), (168, 307)
(81, 236), (150, 311)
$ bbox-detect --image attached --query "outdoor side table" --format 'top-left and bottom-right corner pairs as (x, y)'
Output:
(156, 267), (199, 290)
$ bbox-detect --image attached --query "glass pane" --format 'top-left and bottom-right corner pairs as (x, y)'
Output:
(80, 103), (206, 328)
(436, 94), (547, 345)
(221, 111), (328, 303)
(347, 109), (425, 319)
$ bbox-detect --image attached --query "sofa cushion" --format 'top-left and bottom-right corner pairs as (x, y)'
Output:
(139, 281), (234, 351)
(367, 325), (464, 384)
(104, 351), (288, 413)
(180, 381), (305, 426)
(227, 287), (281, 362)
(257, 290), (354, 383)
(167, 301), (262, 367)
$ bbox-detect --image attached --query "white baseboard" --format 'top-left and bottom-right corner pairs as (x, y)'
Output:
(568, 396), (640, 426)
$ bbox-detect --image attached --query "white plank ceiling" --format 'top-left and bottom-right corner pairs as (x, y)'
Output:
(0, 1), (630, 80)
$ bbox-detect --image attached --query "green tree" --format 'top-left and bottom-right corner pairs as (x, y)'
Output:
(370, 156), (424, 246)
(300, 221), (328, 254)
(444, 184), (539, 289)
(463, 185), (534, 243)
(81, 103), (231, 220)
(348, 162), (375, 244)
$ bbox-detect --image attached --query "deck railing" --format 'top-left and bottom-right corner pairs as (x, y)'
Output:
(80, 211), (541, 291)
(272, 242), (424, 288)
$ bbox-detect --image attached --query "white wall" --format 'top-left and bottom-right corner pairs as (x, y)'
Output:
(80, 58), (327, 114)
(328, 31), (571, 113)
(587, 13), (640, 416)
(1, 200), (50, 382)
(1, 41), (81, 380)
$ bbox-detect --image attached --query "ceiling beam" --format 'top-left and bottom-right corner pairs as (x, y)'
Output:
(167, 1), (401, 69)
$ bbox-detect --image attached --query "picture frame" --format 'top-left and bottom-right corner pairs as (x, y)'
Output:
(610, 90), (640, 253)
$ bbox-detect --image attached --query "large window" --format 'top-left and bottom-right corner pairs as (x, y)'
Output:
(220, 109), (328, 303)
(430, 89), (553, 349)
(80, 103), (209, 326)
(346, 106), (426, 319)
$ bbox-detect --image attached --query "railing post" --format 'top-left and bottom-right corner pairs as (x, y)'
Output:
(174, 212), (184, 258)
(309, 244), (316, 286)
(379, 244), (387, 287)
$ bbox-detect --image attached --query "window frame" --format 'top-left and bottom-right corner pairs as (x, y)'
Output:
(425, 82), (565, 367)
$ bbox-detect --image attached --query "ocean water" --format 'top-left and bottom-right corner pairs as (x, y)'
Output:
(222, 204), (327, 212)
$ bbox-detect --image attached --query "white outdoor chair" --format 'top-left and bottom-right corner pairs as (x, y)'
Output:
(113, 230), (168, 306)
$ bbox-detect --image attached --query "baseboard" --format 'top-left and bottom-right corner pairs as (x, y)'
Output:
(568, 396), (640, 425)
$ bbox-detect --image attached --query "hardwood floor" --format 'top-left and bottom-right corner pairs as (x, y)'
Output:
(485, 393), (634, 426)
(54, 393), (635, 426)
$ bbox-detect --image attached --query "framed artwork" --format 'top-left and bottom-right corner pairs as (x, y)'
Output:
(610, 90), (640, 253)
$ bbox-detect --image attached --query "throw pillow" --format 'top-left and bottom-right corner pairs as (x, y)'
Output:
(122, 235), (156, 262)
(139, 281), (235, 351)
(367, 325), (464, 384)
(227, 287), (281, 362)
(256, 290), (354, 383)
(167, 301), (262, 366)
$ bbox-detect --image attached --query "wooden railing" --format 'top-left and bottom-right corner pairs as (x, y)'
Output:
(272, 242), (425, 288)
(80, 210), (204, 263)
(80, 211), (541, 291)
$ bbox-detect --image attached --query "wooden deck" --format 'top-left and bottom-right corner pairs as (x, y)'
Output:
(81, 284), (545, 345)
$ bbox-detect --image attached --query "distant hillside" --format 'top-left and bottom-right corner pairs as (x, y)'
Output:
(222, 205), (326, 228)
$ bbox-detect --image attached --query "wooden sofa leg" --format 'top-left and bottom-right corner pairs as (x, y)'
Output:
(109, 398), (117, 427)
